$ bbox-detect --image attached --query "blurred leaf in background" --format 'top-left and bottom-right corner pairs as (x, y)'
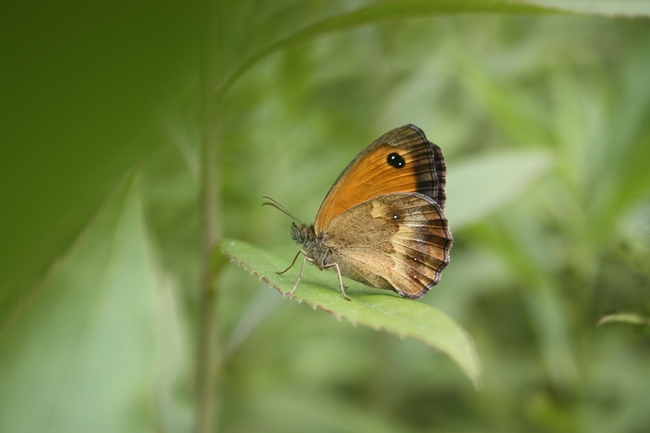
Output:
(1, 1), (650, 432)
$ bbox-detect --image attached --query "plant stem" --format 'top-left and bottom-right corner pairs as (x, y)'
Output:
(195, 1), (221, 431)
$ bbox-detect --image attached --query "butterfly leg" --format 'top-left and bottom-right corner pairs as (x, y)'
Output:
(287, 254), (310, 299)
(323, 262), (351, 301)
(277, 249), (303, 275)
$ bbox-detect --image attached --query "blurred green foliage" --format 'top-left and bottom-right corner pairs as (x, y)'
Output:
(1, 1), (650, 432)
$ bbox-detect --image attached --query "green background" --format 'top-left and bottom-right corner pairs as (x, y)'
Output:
(1, 1), (650, 432)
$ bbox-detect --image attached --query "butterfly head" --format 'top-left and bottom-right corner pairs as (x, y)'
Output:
(290, 221), (316, 246)
(262, 194), (316, 247)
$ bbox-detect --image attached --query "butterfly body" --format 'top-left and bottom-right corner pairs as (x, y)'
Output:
(270, 124), (452, 299)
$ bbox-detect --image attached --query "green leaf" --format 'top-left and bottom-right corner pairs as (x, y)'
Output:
(598, 313), (650, 327)
(0, 4), (202, 328)
(446, 150), (554, 229)
(0, 173), (188, 432)
(521, 0), (650, 17)
(220, 238), (482, 389)
(215, 0), (650, 102)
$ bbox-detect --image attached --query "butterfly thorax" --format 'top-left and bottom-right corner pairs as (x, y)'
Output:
(291, 222), (333, 269)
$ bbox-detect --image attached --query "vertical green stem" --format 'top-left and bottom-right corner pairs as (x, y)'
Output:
(195, 1), (221, 432)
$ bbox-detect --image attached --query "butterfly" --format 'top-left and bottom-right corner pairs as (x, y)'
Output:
(263, 124), (452, 300)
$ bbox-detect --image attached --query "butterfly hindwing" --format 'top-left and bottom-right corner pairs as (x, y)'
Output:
(324, 192), (452, 298)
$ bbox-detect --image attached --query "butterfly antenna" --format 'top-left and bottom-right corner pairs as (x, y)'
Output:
(262, 195), (303, 225)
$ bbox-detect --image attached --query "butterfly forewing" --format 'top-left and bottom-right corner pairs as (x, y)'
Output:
(314, 125), (446, 232)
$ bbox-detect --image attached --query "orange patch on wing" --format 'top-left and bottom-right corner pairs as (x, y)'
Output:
(315, 125), (442, 232)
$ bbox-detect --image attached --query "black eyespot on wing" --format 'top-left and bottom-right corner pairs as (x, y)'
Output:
(386, 152), (405, 169)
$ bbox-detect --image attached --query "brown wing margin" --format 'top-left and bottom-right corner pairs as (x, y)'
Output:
(407, 125), (447, 211)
